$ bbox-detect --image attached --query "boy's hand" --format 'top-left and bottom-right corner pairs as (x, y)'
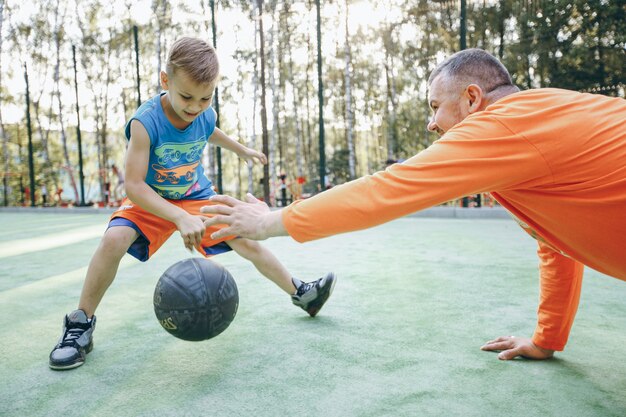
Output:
(175, 213), (207, 251)
(243, 149), (267, 165)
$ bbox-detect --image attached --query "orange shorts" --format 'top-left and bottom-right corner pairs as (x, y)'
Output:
(109, 198), (234, 261)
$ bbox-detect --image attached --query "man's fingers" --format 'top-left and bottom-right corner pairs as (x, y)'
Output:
(208, 194), (241, 207)
(497, 348), (521, 361)
(200, 205), (234, 215)
(200, 205), (220, 215)
(481, 336), (553, 360)
(483, 336), (509, 345)
(481, 341), (523, 359)
(480, 341), (512, 352)
(481, 336), (518, 352)
(210, 227), (232, 240)
(203, 215), (232, 227)
(245, 192), (261, 203)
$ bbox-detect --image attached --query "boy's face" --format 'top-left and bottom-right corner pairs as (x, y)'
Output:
(160, 70), (215, 128)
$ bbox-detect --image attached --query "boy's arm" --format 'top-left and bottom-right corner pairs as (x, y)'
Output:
(209, 128), (267, 165)
(125, 120), (206, 250)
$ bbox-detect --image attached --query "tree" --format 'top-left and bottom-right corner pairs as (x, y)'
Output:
(52, 0), (76, 203)
(268, 2), (279, 204)
(0, 0), (8, 205)
(343, 0), (355, 180)
(0, 0), (623, 208)
(255, 0), (270, 203)
(76, 1), (130, 204)
(152, 0), (171, 95)
(5, 1), (70, 204)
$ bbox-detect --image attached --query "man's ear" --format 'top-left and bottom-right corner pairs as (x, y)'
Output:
(464, 84), (484, 114)
(160, 71), (169, 90)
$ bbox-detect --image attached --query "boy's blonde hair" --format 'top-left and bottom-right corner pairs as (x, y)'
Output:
(166, 37), (219, 85)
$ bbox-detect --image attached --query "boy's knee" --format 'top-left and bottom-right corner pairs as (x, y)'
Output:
(99, 227), (136, 255)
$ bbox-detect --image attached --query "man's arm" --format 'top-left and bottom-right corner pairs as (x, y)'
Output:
(481, 241), (584, 359)
(532, 241), (584, 350)
(202, 119), (550, 242)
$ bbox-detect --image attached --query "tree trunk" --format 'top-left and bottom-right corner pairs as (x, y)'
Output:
(235, 97), (244, 200)
(256, 0), (270, 204)
(53, 0), (79, 204)
(154, 0), (163, 94)
(33, 13), (58, 200)
(344, 0), (355, 179)
(519, 4), (533, 89)
(268, 6), (278, 206)
(384, 32), (399, 161)
(304, 10), (314, 185)
(249, 7), (260, 195)
(33, 95), (60, 200)
(100, 32), (114, 204)
(201, 0), (216, 184)
(285, 6), (304, 180)
(498, 0), (506, 59)
(315, 0), (326, 192)
(0, 0), (7, 205)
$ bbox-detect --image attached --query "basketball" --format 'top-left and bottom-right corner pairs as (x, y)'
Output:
(153, 258), (239, 341)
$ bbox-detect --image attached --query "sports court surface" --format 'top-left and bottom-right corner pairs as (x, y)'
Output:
(1, 210), (625, 417)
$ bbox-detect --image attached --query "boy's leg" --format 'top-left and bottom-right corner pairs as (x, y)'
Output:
(186, 199), (337, 316)
(78, 226), (139, 316)
(50, 226), (138, 370)
(225, 238), (296, 294)
(225, 237), (336, 317)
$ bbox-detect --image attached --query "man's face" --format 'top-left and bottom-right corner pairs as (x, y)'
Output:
(161, 70), (215, 128)
(427, 75), (468, 136)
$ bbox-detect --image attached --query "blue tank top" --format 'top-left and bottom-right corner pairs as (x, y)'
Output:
(124, 93), (216, 200)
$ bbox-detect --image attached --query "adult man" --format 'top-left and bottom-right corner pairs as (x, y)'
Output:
(202, 48), (626, 361)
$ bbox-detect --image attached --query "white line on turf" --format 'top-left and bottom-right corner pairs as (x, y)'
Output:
(0, 224), (106, 259)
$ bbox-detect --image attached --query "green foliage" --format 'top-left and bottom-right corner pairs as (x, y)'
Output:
(1, 0), (624, 206)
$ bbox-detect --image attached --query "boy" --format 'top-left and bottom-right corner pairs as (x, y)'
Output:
(49, 37), (336, 370)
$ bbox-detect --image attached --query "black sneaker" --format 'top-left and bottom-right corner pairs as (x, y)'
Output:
(291, 273), (337, 317)
(49, 309), (96, 370)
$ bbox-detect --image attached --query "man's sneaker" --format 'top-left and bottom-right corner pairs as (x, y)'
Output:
(49, 309), (96, 370)
(291, 273), (337, 317)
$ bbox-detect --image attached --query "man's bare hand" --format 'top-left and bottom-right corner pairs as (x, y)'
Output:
(201, 193), (286, 240)
(481, 336), (555, 360)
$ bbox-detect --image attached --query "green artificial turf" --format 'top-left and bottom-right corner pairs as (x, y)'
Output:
(0, 210), (624, 416)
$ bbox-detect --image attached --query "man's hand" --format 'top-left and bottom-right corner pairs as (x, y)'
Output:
(201, 193), (287, 240)
(175, 213), (207, 251)
(480, 336), (555, 360)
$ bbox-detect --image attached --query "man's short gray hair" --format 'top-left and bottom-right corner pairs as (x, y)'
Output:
(428, 48), (513, 92)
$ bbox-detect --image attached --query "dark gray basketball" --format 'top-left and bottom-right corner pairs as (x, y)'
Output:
(153, 258), (238, 341)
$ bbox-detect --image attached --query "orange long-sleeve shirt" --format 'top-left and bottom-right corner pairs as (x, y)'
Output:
(283, 88), (626, 350)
